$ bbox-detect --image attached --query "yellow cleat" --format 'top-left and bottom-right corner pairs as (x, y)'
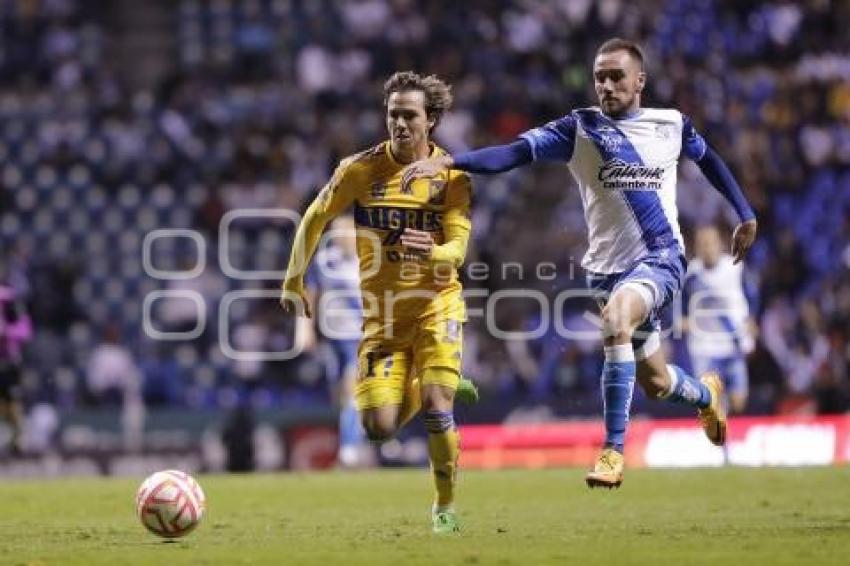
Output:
(585, 447), (624, 489)
(698, 371), (727, 446)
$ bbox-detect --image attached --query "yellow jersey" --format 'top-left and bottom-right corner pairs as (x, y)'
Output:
(284, 141), (472, 326)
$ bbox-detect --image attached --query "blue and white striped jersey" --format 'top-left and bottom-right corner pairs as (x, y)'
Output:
(684, 254), (753, 358)
(306, 246), (362, 339)
(520, 107), (707, 274)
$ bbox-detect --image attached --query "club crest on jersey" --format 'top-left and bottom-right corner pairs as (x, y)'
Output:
(427, 179), (447, 205)
(655, 123), (676, 139)
(595, 126), (623, 154)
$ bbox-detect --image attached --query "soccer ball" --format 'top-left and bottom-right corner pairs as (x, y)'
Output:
(135, 470), (206, 538)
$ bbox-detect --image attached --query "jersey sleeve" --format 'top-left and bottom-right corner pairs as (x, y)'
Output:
(682, 114), (756, 221)
(312, 160), (359, 218)
(430, 171), (471, 267)
(283, 161), (358, 291)
(452, 140), (532, 174)
(519, 114), (577, 162)
(681, 114), (708, 161)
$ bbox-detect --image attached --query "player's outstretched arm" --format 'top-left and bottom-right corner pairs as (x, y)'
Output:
(407, 114), (575, 180)
(405, 139), (534, 179)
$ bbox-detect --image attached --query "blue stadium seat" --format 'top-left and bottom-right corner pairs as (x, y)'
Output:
(0, 214), (21, 238)
(73, 280), (94, 305)
(34, 166), (58, 192)
(151, 184), (176, 209)
(15, 185), (37, 213)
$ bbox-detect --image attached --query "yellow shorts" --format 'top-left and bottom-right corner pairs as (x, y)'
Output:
(354, 317), (463, 411)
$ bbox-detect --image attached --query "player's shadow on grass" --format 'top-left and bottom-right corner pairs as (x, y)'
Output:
(127, 539), (191, 547)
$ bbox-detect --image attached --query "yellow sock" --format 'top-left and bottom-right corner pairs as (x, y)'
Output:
(422, 382), (459, 509)
(396, 377), (421, 429)
(427, 424), (459, 508)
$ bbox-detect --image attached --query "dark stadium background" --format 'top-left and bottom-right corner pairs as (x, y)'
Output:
(0, 0), (848, 475)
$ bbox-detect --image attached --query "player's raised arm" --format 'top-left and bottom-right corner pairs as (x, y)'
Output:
(281, 163), (356, 317)
(405, 139), (533, 179)
(681, 115), (758, 263)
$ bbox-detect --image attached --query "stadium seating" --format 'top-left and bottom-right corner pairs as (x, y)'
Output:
(0, 0), (846, 416)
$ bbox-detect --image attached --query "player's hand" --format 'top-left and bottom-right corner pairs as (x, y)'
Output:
(731, 219), (757, 264)
(403, 155), (453, 182)
(280, 284), (312, 318)
(400, 228), (435, 258)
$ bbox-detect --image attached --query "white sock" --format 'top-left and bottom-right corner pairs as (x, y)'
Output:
(661, 364), (680, 398)
(603, 344), (634, 363)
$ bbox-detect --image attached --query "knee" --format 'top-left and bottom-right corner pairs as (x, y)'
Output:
(420, 384), (456, 436)
(420, 384), (454, 413)
(360, 413), (397, 442)
(601, 307), (634, 344)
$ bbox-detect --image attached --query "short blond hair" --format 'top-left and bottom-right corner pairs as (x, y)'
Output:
(597, 37), (645, 69)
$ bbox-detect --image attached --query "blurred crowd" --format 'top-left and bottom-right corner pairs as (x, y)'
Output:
(0, 0), (848, 434)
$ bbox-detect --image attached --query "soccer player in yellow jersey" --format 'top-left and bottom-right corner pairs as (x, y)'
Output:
(281, 71), (474, 533)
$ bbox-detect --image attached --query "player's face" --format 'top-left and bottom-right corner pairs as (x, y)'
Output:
(694, 226), (723, 267)
(593, 50), (645, 118)
(386, 90), (434, 161)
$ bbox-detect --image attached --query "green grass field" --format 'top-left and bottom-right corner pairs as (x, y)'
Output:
(1, 467), (848, 565)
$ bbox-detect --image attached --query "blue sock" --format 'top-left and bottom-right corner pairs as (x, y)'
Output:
(339, 399), (364, 448)
(663, 365), (711, 409)
(601, 345), (636, 453)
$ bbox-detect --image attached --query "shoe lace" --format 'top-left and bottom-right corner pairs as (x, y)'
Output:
(598, 450), (617, 470)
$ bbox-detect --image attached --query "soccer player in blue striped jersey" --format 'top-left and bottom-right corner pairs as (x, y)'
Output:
(406, 38), (758, 488)
(684, 225), (757, 416)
